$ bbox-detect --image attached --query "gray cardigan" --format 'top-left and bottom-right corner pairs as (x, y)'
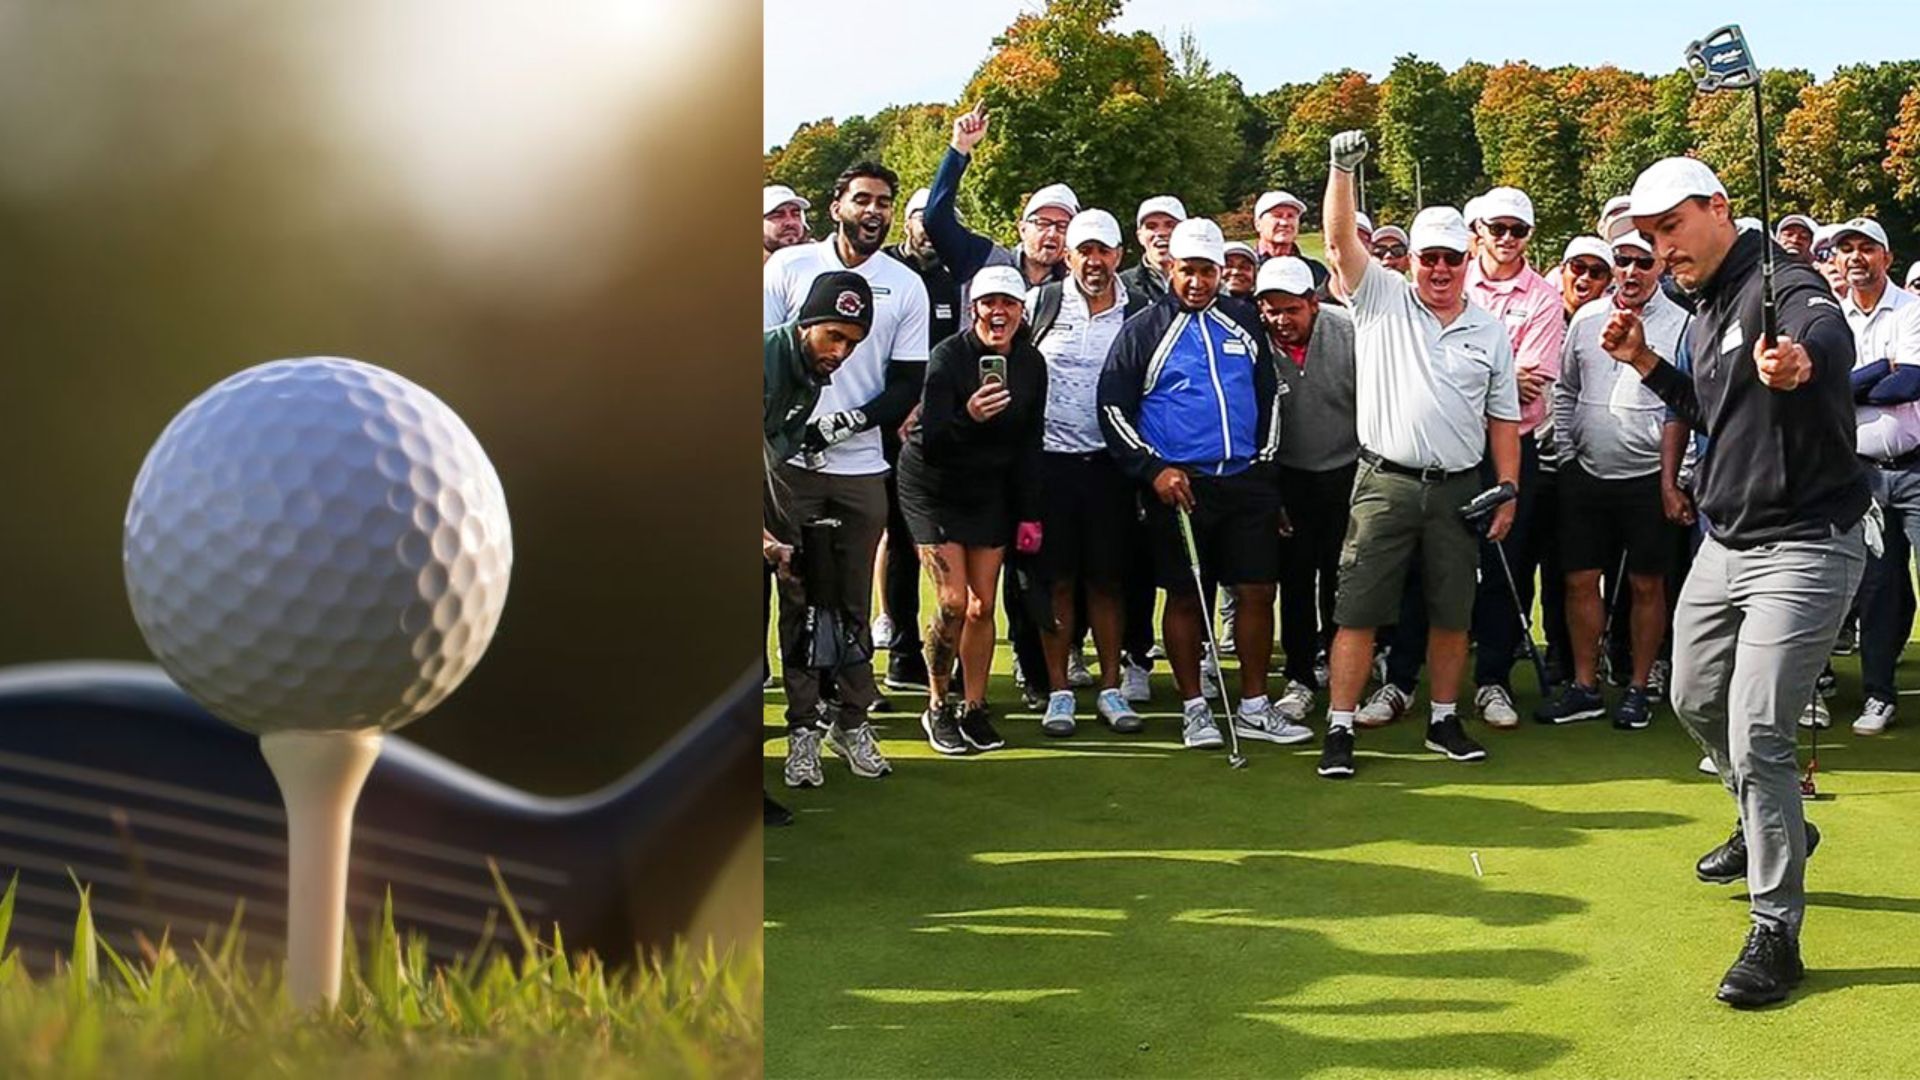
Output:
(1275, 304), (1360, 472)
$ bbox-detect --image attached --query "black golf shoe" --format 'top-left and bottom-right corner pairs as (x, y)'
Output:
(1716, 925), (1804, 1008)
(958, 703), (1005, 751)
(921, 703), (967, 756)
(1535, 682), (1606, 725)
(1612, 687), (1654, 731)
(1696, 820), (1821, 884)
(1317, 726), (1356, 779)
(1425, 715), (1487, 762)
(885, 651), (931, 691)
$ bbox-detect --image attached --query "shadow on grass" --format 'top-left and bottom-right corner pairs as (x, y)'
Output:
(1806, 891), (1920, 916)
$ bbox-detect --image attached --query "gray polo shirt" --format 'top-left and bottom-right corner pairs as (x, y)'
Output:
(1275, 304), (1360, 472)
(1348, 263), (1519, 472)
(1553, 289), (1688, 480)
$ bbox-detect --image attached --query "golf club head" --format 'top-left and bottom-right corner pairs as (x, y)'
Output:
(0, 662), (757, 972)
(1459, 482), (1517, 533)
(1229, 754), (1248, 770)
(1685, 24), (1760, 91)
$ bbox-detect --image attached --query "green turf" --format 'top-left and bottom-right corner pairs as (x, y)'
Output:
(766, 630), (1920, 1078)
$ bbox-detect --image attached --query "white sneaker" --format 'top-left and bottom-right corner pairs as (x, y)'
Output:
(1200, 647), (1222, 700)
(1181, 700), (1224, 749)
(1274, 679), (1316, 723)
(1121, 660), (1152, 703)
(1095, 688), (1144, 733)
(1313, 651), (1330, 689)
(1474, 685), (1519, 729)
(871, 613), (894, 647)
(1648, 659), (1670, 700)
(1357, 683), (1412, 728)
(1371, 648), (1390, 688)
(1067, 651), (1095, 689)
(783, 728), (825, 788)
(1042, 690), (1077, 737)
(1799, 697), (1832, 730)
(1219, 615), (1237, 655)
(1697, 754), (1717, 776)
(1235, 702), (1315, 745)
(825, 722), (891, 778)
(1147, 643), (1167, 660)
(1854, 697), (1896, 735)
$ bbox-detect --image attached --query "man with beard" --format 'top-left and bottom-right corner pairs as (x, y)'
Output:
(1776, 214), (1818, 266)
(1605, 156), (1865, 1008)
(763, 160), (931, 790)
(1122, 195), (1185, 304)
(764, 184), (810, 263)
(927, 103), (1076, 298)
(1253, 189), (1332, 297)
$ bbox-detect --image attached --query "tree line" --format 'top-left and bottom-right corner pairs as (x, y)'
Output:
(765, 0), (1920, 259)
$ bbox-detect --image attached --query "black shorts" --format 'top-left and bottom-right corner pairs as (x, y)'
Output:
(1558, 466), (1676, 576)
(897, 455), (1011, 548)
(1143, 467), (1282, 591)
(1038, 451), (1134, 585)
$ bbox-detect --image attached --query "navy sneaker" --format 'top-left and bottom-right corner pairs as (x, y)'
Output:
(1614, 686), (1653, 730)
(1535, 682), (1606, 725)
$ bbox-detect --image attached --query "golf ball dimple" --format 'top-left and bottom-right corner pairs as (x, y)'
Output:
(124, 357), (512, 735)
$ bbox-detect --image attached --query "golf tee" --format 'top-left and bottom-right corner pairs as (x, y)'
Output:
(261, 728), (383, 1010)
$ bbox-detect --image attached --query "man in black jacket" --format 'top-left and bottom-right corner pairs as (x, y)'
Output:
(1604, 157), (1868, 1009)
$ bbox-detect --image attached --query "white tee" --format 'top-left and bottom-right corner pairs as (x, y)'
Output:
(1846, 284), (1920, 461)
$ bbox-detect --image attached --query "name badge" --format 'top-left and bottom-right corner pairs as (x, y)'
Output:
(934, 304), (954, 320)
(1221, 340), (1248, 355)
(1720, 322), (1744, 356)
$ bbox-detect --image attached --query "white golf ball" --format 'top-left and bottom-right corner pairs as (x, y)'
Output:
(124, 357), (512, 735)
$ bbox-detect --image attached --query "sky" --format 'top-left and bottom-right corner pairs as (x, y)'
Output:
(764, 0), (1920, 148)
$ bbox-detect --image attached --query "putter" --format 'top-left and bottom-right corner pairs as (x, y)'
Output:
(0, 662), (757, 973)
(1175, 509), (1247, 769)
(1686, 24), (1777, 346)
(1460, 484), (1551, 691)
(1596, 549), (1630, 687)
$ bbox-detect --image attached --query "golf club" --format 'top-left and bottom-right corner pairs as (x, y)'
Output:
(1461, 483), (1551, 692)
(1175, 508), (1247, 769)
(1597, 549), (1630, 687)
(0, 661), (757, 973)
(1686, 24), (1777, 346)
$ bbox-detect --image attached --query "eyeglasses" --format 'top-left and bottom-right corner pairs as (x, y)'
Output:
(1417, 250), (1466, 268)
(1024, 217), (1070, 233)
(1482, 221), (1532, 240)
(1567, 259), (1612, 280)
(1612, 253), (1656, 271)
(1372, 244), (1408, 259)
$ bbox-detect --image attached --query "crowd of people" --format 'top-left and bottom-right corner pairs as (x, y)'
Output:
(762, 106), (1920, 1008)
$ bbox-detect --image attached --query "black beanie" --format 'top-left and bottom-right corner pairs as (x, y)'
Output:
(798, 271), (874, 333)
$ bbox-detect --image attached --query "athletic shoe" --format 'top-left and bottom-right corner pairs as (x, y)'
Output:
(1696, 820), (1820, 884)
(1854, 697), (1897, 735)
(1067, 650), (1095, 689)
(885, 650), (931, 691)
(1357, 683), (1412, 728)
(1199, 648), (1222, 700)
(1716, 925), (1804, 1009)
(1274, 679), (1316, 723)
(1219, 614), (1237, 655)
(871, 613), (894, 648)
(1474, 684), (1519, 729)
(1798, 697), (1831, 730)
(1096, 688), (1144, 734)
(1181, 700), (1224, 749)
(1042, 691), (1077, 737)
(1832, 623), (1858, 656)
(1313, 650), (1330, 690)
(783, 728), (825, 788)
(1613, 687), (1654, 731)
(920, 703), (967, 756)
(1021, 685), (1046, 711)
(1648, 659), (1670, 700)
(826, 722), (892, 777)
(868, 693), (893, 715)
(1317, 725), (1356, 779)
(1535, 682), (1605, 725)
(1542, 645), (1570, 691)
(1698, 754), (1718, 776)
(1121, 660), (1152, 703)
(1235, 703), (1315, 746)
(1425, 715), (1488, 761)
(1147, 643), (1167, 660)
(1816, 666), (1838, 700)
(1371, 648), (1390, 688)
(958, 704), (1005, 751)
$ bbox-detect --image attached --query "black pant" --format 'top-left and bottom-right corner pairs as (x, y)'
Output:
(1278, 463), (1355, 686)
(882, 440), (922, 655)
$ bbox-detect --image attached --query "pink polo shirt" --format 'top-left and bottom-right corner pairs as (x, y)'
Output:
(1466, 261), (1564, 436)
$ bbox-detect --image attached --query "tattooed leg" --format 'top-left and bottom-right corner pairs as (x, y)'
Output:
(921, 543), (965, 708)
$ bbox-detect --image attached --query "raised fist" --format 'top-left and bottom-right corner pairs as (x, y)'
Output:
(1330, 130), (1369, 173)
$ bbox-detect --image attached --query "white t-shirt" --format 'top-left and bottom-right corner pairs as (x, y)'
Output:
(763, 240), (931, 475)
(1348, 262), (1520, 472)
(1029, 277), (1130, 454)
(1846, 284), (1920, 461)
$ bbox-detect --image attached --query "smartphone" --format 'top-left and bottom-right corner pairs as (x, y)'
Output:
(979, 355), (1007, 387)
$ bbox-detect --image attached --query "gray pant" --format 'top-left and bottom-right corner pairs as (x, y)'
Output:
(1671, 525), (1866, 936)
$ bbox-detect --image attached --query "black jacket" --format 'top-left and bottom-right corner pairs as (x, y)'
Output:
(886, 243), (962, 348)
(901, 326), (1048, 522)
(1119, 263), (1168, 305)
(1640, 228), (1868, 548)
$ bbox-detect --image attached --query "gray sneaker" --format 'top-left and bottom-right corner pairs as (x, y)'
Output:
(1067, 651), (1095, 689)
(1274, 679), (1316, 723)
(1854, 697), (1896, 735)
(1121, 660), (1153, 703)
(1181, 700), (1224, 749)
(1042, 690), (1077, 737)
(1357, 683), (1412, 728)
(1095, 688), (1143, 733)
(1199, 648), (1222, 700)
(1235, 703), (1314, 745)
(783, 727), (825, 788)
(826, 722), (892, 778)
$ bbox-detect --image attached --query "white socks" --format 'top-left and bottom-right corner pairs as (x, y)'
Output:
(1431, 700), (1457, 726)
(1329, 709), (1355, 731)
(1239, 695), (1268, 716)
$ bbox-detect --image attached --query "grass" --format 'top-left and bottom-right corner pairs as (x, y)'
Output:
(0, 867), (761, 1078)
(765, 622), (1920, 1078)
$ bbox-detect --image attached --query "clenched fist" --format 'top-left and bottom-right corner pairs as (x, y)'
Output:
(1330, 130), (1369, 173)
(1600, 308), (1656, 374)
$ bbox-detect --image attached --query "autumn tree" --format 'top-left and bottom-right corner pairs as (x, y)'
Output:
(1690, 68), (1810, 223)
(1888, 84), (1920, 208)
(1377, 55), (1482, 221)
(1264, 69), (1382, 222)
(1474, 62), (1583, 253)
(1560, 65), (1655, 222)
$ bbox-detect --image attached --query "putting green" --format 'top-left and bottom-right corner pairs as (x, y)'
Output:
(766, 637), (1920, 1078)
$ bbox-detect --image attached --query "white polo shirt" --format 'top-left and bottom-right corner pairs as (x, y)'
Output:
(1847, 283), (1920, 461)
(763, 240), (930, 475)
(1348, 262), (1520, 472)
(1029, 276), (1130, 453)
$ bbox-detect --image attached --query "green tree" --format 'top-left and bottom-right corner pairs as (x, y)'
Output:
(1378, 54), (1480, 221)
(1689, 67), (1809, 223)
(1264, 69), (1381, 222)
(1560, 65), (1654, 222)
(1888, 84), (1920, 207)
(1473, 62), (1583, 253)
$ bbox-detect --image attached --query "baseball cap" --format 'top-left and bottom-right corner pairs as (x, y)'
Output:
(1255, 256), (1315, 297)
(1775, 213), (1817, 237)
(1254, 190), (1307, 219)
(1907, 261), (1920, 288)
(1409, 207), (1471, 254)
(1597, 194), (1632, 228)
(1735, 217), (1761, 234)
(797, 271), (873, 332)
(1169, 218), (1226, 265)
(1065, 208), (1122, 250)
(1609, 232), (1654, 255)
(1136, 195), (1188, 226)
(1477, 186), (1535, 227)
(1831, 217), (1890, 250)
(904, 187), (931, 218)
(1627, 157), (1726, 218)
(1812, 222), (1841, 257)
(764, 184), (810, 216)
(1562, 236), (1613, 265)
(1022, 183), (1080, 220)
(969, 265), (1029, 304)
(1371, 225), (1408, 248)
(1463, 195), (1487, 226)
(1222, 240), (1258, 264)
(1355, 211), (1374, 236)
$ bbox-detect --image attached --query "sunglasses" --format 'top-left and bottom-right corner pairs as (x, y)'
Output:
(1612, 253), (1656, 271)
(1372, 244), (1408, 259)
(1482, 221), (1532, 240)
(1567, 259), (1612, 280)
(1417, 250), (1466, 268)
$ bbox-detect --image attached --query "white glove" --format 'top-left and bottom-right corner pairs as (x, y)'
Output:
(802, 409), (867, 453)
(1330, 130), (1369, 173)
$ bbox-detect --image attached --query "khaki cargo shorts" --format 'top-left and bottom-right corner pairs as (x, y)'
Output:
(1333, 459), (1483, 631)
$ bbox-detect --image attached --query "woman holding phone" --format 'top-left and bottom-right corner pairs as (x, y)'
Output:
(898, 264), (1048, 755)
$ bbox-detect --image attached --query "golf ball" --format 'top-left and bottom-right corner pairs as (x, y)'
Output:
(124, 357), (512, 734)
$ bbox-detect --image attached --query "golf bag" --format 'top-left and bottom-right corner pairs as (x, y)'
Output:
(792, 517), (871, 672)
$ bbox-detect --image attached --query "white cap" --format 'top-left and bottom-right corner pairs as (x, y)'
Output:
(1255, 256), (1315, 296)
(1355, 211), (1374, 236)
(763, 184), (809, 216)
(1831, 217), (1891, 250)
(1254, 190), (1307, 219)
(1735, 217), (1761, 234)
(1463, 195), (1485, 225)
(969, 265), (1029, 304)
(1477, 186), (1534, 227)
(1775, 213), (1817, 237)
(1562, 236), (1613, 265)
(1609, 232), (1654, 255)
(1907, 261), (1920, 288)
(1022, 183), (1080, 220)
(1136, 195), (1188, 226)
(1627, 157), (1727, 218)
(1812, 222), (1841, 254)
(904, 187), (931, 218)
(1409, 206), (1471, 254)
(1222, 240), (1258, 264)
(1371, 225), (1408, 247)
(1169, 218), (1226, 265)
(1065, 208), (1122, 250)
(1597, 194), (1632, 225)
